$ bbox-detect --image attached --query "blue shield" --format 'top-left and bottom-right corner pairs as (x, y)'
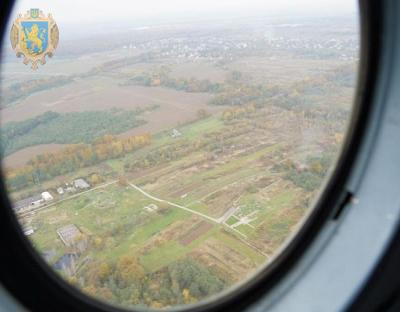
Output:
(21, 21), (49, 55)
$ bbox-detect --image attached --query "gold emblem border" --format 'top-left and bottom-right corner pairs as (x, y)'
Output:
(10, 10), (59, 70)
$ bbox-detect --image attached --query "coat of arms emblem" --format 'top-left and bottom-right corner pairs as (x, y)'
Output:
(10, 8), (59, 70)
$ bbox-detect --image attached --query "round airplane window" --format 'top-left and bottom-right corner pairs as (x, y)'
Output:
(0, 0), (359, 310)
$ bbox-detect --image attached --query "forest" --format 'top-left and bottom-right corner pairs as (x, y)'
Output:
(77, 257), (227, 309)
(123, 69), (223, 94)
(2, 109), (147, 156)
(274, 152), (336, 192)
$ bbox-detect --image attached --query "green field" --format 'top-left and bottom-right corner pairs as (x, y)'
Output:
(29, 181), (267, 275)
(25, 109), (304, 275)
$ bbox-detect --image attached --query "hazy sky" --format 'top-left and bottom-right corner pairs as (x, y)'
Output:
(10, 0), (358, 24)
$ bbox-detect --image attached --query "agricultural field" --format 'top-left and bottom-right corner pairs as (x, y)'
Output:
(1, 13), (358, 309)
(16, 99), (339, 307)
(24, 180), (267, 304)
(3, 143), (68, 168)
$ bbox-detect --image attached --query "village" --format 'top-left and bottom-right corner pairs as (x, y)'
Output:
(15, 178), (91, 234)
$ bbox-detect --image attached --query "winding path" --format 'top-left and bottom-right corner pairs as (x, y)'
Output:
(128, 183), (221, 224)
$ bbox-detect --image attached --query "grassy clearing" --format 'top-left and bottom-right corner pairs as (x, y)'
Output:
(99, 208), (190, 262)
(29, 184), (190, 259)
(225, 216), (238, 226)
(128, 115), (223, 154)
(140, 226), (218, 272)
(240, 189), (296, 225)
(215, 230), (266, 264)
(235, 187), (302, 242)
(146, 144), (277, 216)
(106, 158), (125, 173)
(180, 117), (223, 140)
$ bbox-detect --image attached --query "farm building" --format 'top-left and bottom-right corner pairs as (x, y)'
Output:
(13, 195), (43, 212)
(73, 178), (90, 189)
(57, 187), (64, 195)
(65, 186), (76, 193)
(57, 224), (81, 247)
(41, 191), (54, 201)
(22, 225), (34, 236)
(171, 129), (182, 138)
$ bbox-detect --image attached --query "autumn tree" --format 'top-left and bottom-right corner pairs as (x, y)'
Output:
(116, 255), (145, 284)
(6, 133), (152, 192)
(88, 173), (103, 185)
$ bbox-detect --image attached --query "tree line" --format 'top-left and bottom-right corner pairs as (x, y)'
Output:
(1, 76), (73, 108)
(274, 151), (336, 192)
(75, 256), (228, 309)
(5, 133), (151, 192)
(123, 70), (223, 94)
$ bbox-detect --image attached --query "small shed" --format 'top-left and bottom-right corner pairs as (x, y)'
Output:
(73, 179), (90, 189)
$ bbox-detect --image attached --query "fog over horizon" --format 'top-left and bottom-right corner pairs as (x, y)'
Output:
(10, 0), (357, 26)
(2, 1), (359, 59)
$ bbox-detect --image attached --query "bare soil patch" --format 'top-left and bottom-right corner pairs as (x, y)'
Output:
(168, 61), (227, 83)
(0, 78), (215, 124)
(2, 144), (71, 169)
(47, 212), (69, 225)
(228, 56), (348, 86)
(2, 79), (225, 168)
(179, 221), (213, 245)
(190, 237), (256, 280)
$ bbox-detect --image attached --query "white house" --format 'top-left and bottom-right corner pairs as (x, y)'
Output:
(41, 191), (54, 201)
(57, 187), (64, 195)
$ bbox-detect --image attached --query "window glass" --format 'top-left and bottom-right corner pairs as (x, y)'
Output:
(1, 1), (359, 310)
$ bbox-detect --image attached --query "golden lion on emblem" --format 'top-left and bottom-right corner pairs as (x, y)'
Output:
(21, 24), (46, 54)
(10, 9), (59, 69)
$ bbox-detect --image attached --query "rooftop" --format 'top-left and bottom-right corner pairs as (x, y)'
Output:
(14, 195), (42, 211)
(57, 224), (81, 247)
(74, 178), (90, 189)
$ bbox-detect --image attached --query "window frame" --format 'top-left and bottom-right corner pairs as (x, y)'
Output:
(0, 1), (396, 312)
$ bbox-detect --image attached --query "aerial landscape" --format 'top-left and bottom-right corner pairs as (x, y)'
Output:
(0, 11), (358, 310)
